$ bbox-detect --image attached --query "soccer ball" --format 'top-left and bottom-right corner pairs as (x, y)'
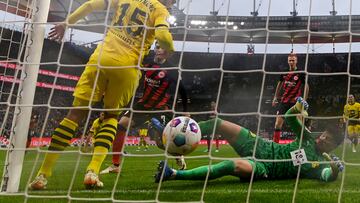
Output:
(162, 116), (202, 155)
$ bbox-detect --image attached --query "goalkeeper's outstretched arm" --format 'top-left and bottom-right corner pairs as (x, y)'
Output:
(284, 97), (310, 139)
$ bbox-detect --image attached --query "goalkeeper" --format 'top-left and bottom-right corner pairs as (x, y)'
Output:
(155, 98), (344, 182)
(29, 0), (176, 190)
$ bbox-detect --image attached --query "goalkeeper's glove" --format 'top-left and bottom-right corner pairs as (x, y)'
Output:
(322, 152), (344, 172)
(294, 97), (309, 116)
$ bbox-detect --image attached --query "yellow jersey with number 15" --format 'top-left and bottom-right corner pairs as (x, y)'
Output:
(101, 0), (171, 62)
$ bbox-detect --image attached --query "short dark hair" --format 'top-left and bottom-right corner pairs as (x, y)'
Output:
(288, 52), (297, 58)
(326, 121), (345, 145)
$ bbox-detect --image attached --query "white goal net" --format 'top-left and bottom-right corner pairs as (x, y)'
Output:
(0, 0), (359, 202)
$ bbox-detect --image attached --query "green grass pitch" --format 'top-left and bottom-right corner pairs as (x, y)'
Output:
(0, 143), (359, 203)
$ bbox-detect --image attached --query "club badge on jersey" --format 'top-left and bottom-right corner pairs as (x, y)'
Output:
(158, 71), (165, 78)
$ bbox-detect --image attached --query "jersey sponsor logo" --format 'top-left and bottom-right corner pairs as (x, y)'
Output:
(311, 162), (320, 168)
(158, 71), (165, 78)
(294, 75), (298, 80)
(284, 80), (296, 87)
(145, 75), (161, 87)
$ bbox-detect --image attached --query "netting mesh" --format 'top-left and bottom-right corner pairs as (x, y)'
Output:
(0, 0), (359, 202)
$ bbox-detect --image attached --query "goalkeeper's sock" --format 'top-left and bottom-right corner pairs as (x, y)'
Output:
(175, 160), (235, 180)
(273, 129), (281, 143)
(198, 118), (223, 135)
(38, 118), (78, 177)
(112, 129), (126, 165)
(87, 118), (117, 174)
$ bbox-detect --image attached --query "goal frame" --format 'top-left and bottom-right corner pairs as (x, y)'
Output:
(0, 0), (50, 193)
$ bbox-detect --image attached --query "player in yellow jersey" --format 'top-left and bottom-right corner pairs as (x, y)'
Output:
(82, 112), (105, 153)
(343, 94), (360, 152)
(29, 0), (176, 190)
(137, 126), (149, 151)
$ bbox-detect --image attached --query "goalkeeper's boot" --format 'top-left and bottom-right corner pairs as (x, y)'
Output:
(84, 170), (104, 189)
(100, 164), (120, 174)
(28, 174), (47, 190)
(154, 160), (175, 183)
(175, 155), (187, 170)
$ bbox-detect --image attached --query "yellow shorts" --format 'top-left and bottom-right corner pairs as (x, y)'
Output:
(347, 125), (360, 136)
(73, 46), (141, 115)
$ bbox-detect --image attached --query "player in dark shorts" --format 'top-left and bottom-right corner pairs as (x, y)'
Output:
(154, 98), (344, 183)
(272, 53), (309, 143)
(100, 42), (188, 174)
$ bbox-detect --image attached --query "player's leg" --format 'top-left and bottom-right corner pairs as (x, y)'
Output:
(354, 125), (360, 152)
(26, 130), (32, 148)
(205, 135), (211, 152)
(29, 107), (89, 190)
(85, 112), (118, 187)
(273, 103), (290, 143)
(100, 117), (128, 174)
(143, 135), (149, 151)
(348, 125), (356, 152)
(273, 116), (284, 143)
(140, 137), (145, 148)
(113, 117), (128, 167)
(148, 112), (170, 150)
(85, 66), (140, 188)
(29, 59), (104, 189)
(215, 134), (220, 152)
(155, 159), (254, 182)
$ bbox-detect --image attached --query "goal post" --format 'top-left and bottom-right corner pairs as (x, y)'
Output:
(1, 0), (50, 193)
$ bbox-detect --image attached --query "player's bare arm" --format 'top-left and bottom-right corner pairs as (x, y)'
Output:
(272, 81), (283, 107)
(49, 0), (118, 41)
(303, 83), (309, 100)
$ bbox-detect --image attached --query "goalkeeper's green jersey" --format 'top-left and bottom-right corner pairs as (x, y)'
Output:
(269, 113), (330, 180)
(231, 109), (334, 181)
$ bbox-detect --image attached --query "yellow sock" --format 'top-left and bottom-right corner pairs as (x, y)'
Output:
(38, 118), (78, 177)
(37, 153), (60, 177)
(87, 118), (117, 174)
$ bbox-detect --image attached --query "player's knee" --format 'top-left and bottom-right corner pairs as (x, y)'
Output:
(275, 118), (284, 129)
(66, 109), (88, 123)
(233, 160), (253, 178)
(118, 116), (130, 129)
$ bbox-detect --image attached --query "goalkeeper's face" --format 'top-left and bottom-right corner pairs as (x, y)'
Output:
(316, 131), (338, 153)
